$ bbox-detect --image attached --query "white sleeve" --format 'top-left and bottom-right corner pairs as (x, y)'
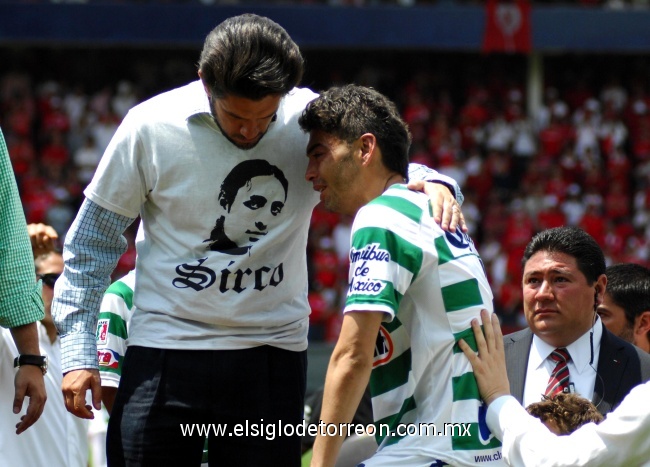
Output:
(487, 384), (650, 467)
(406, 163), (464, 205)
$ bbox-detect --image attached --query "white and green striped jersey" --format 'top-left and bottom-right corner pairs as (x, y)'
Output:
(96, 270), (136, 387)
(344, 185), (504, 466)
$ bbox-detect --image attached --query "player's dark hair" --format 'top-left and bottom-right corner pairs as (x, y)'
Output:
(199, 14), (304, 100)
(298, 84), (411, 178)
(605, 263), (650, 326)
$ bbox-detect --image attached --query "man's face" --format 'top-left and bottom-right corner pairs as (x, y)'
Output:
(598, 293), (635, 344)
(223, 175), (286, 246)
(36, 254), (64, 318)
(305, 129), (360, 216)
(522, 250), (602, 348)
(210, 93), (281, 150)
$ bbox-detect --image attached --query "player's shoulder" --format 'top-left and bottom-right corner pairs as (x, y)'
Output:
(362, 185), (429, 221)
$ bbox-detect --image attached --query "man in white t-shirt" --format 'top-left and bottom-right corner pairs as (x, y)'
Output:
(300, 85), (503, 466)
(52, 14), (465, 466)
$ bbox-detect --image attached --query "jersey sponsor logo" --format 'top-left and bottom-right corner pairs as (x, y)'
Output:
(444, 230), (479, 256)
(349, 276), (387, 295)
(172, 258), (284, 294)
(97, 349), (120, 369)
(349, 244), (390, 296)
(96, 319), (110, 345)
(373, 326), (394, 367)
(350, 243), (391, 264)
(477, 402), (495, 445)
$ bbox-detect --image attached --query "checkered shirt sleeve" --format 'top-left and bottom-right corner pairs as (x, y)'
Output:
(52, 198), (136, 372)
(407, 163), (464, 205)
(0, 127), (45, 328)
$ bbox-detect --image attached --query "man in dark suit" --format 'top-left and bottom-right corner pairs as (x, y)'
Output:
(504, 226), (650, 415)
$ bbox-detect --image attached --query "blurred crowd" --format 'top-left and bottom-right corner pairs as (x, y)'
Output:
(3, 52), (650, 342)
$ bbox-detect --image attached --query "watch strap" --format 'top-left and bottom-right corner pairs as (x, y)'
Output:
(14, 354), (47, 375)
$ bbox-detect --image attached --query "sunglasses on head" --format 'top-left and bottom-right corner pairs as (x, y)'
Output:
(37, 273), (61, 288)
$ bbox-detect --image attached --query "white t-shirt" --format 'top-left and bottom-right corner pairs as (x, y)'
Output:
(85, 81), (320, 352)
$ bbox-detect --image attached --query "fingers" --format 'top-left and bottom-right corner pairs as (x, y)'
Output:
(458, 337), (475, 362)
(491, 312), (504, 353)
(16, 391), (47, 434)
(62, 370), (99, 419)
(439, 200), (456, 233)
(442, 200), (469, 234)
(91, 374), (103, 411)
(13, 380), (26, 416)
(408, 181), (465, 233)
(27, 223), (59, 256)
(479, 309), (493, 348)
(456, 208), (468, 233)
(14, 366), (47, 434)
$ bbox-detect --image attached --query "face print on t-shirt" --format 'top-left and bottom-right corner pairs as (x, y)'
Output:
(204, 159), (288, 255)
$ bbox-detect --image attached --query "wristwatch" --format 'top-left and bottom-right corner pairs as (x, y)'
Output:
(14, 355), (48, 375)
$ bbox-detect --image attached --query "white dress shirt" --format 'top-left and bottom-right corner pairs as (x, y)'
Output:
(0, 324), (89, 467)
(487, 382), (650, 467)
(523, 316), (602, 407)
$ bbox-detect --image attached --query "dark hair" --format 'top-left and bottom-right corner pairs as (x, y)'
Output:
(605, 263), (650, 326)
(526, 393), (603, 435)
(298, 84), (411, 178)
(198, 14), (304, 100)
(219, 159), (288, 211)
(522, 227), (605, 284)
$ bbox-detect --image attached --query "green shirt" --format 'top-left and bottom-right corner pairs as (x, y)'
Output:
(0, 127), (44, 328)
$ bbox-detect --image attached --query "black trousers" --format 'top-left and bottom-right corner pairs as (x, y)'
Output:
(107, 345), (307, 466)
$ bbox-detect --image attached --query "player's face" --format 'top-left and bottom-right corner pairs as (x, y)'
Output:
(305, 130), (360, 216)
(522, 251), (604, 348)
(210, 94), (281, 150)
(223, 175), (286, 245)
(598, 293), (634, 343)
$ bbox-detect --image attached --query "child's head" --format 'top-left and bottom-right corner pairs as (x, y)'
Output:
(526, 393), (604, 435)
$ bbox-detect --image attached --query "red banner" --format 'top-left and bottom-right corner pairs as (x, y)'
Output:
(482, 0), (532, 54)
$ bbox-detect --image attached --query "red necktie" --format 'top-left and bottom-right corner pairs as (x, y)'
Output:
(545, 348), (571, 397)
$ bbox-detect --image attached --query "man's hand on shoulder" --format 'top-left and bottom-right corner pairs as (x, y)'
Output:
(408, 180), (467, 233)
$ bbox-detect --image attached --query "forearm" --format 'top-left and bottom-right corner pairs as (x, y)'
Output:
(52, 199), (135, 371)
(9, 323), (41, 355)
(407, 163), (464, 204)
(311, 348), (373, 467)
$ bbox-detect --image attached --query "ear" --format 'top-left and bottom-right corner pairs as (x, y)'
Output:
(358, 133), (377, 166)
(634, 311), (650, 340)
(198, 70), (211, 97)
(594, 275), (607, 305)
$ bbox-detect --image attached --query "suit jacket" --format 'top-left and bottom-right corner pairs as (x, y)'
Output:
(503, 323), (650, 415)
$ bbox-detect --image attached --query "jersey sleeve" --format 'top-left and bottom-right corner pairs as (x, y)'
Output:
(344, 202), (423, 321)
(96, 279), (134, 388)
